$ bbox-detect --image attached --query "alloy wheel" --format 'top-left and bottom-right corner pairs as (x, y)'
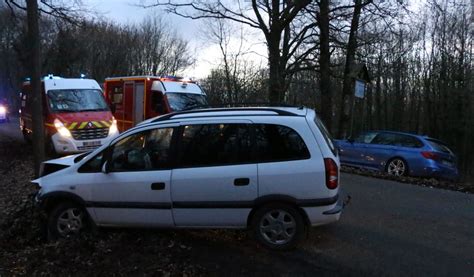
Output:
(387, 159), (406, 176)
(56, 208), (84, 236)
(259, 209), (296, 245)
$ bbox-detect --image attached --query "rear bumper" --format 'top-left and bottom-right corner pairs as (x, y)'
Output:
(303, 194), (349, 226)
(323, 197), (344, 215)
(418, 164), (459, 181)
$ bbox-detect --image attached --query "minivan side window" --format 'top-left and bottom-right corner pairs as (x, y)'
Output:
(78, 151), (105, 173)
(109, 128), (174, 172)
(253, 124), (310, 162)
(177, 124), (251, 167)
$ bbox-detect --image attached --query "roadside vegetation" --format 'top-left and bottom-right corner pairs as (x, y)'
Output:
(1, 0), (472, 182)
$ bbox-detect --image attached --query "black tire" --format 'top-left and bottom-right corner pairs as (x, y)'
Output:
(251, 203), (305, 251)
(47, 202), (89, 240)
(22, 129), (31, 143)
(386, 158), (408, 177)
(46, 138), (59, 158)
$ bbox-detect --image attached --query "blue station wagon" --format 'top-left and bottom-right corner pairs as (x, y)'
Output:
(335, 131), (459, 180)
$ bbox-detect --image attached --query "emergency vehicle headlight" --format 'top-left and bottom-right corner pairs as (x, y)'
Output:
(109, 118), (118, 135)
(54, 119), (72, 138)
(0, 106), (6, 114)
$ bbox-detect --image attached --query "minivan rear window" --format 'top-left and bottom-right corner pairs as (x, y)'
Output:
(313, 116), (336, 155)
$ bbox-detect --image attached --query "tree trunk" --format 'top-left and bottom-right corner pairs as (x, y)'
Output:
(268, 34), (284, 103)
(375, 51), (382, 128)
(27, 0), (45, 177)
(337, 0), (363, 138)
(318, 0), (332, 130)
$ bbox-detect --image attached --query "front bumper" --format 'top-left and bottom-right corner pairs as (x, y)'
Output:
(51, 132), (117, 154)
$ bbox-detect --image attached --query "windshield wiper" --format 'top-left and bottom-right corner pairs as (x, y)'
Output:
(81, 108), (107, 112)
(181, 104), (209, 111)
(56, 109), (79, 112)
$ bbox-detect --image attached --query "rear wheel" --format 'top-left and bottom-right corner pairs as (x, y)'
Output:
(47, 202), (89, 240)
(386, 158), (407, 176)
(251, 204), (305, 250)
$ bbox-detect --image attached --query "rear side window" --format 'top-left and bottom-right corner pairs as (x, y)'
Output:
(177, 124), (251, 167)
(253, 124), (310, 162)
(427, 139), (452, 154)
(372, 133), (423, 148)
(313, 116), (336, 155)
(397, 135), (423, 148)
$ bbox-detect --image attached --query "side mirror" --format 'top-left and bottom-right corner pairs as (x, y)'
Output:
(110, 103), (116, 113)
(101, 161), (109, 174)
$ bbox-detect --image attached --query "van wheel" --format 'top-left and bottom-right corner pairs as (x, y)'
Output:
(47, 202), (89, 240)
(22, 129), (31, 143)
(251, 204), (305, 250)
(46, 139), (58, 158)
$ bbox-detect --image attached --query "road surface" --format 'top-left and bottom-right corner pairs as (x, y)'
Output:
(0, 117), (473, 276)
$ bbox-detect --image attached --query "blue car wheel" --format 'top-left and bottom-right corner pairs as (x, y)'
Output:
(386, 158), (408, 176)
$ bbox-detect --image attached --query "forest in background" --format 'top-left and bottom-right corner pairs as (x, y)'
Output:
(0, 0), (472, 180)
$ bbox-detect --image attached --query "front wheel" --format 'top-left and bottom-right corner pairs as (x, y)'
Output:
(386, 158), (407, 176)
(251, 204), (305, 250)
(47, 202), (89, 239)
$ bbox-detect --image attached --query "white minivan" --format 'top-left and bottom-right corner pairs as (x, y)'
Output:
(33, 107), (343, 250)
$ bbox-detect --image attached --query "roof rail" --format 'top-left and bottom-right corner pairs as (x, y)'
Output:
(151, 107), (299, 123)
(214, 102), (297, 108)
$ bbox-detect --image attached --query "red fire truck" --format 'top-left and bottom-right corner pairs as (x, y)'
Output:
(20, 75), (119, 155)
(104, 76), (208, 132)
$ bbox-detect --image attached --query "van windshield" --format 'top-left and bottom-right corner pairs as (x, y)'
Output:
(166, 93), (209, 111)
(47, 89), (109, 113)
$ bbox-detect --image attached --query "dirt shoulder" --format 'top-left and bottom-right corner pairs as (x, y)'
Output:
(341, 165), (473, 194)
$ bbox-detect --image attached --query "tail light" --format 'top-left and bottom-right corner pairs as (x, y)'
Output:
(324, 158), (339, 189)
(421, 151), (438, 160)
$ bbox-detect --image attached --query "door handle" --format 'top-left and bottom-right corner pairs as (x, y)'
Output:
(151, 182), (165, 190)
(234, 178), (250, 186)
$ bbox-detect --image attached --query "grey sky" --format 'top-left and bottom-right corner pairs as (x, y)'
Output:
(83, 0), (267, 79)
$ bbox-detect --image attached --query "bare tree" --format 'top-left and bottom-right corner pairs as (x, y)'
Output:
(26, 0), (44, 176)
(140, 0), (315, 103)
(4, 0), (85, 176)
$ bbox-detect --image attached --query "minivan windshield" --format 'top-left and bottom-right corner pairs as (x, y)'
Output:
(166, 92), (209, 111)
(47, 89), (109, 113)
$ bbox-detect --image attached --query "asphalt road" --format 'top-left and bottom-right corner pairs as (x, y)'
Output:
(1, 117), (473, 276)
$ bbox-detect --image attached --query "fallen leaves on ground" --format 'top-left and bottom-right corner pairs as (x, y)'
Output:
(341, 165), (473, 194)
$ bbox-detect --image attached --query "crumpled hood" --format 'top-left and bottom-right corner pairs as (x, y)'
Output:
(43, 154), (81, 166)
(32, 154), (82, 186)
